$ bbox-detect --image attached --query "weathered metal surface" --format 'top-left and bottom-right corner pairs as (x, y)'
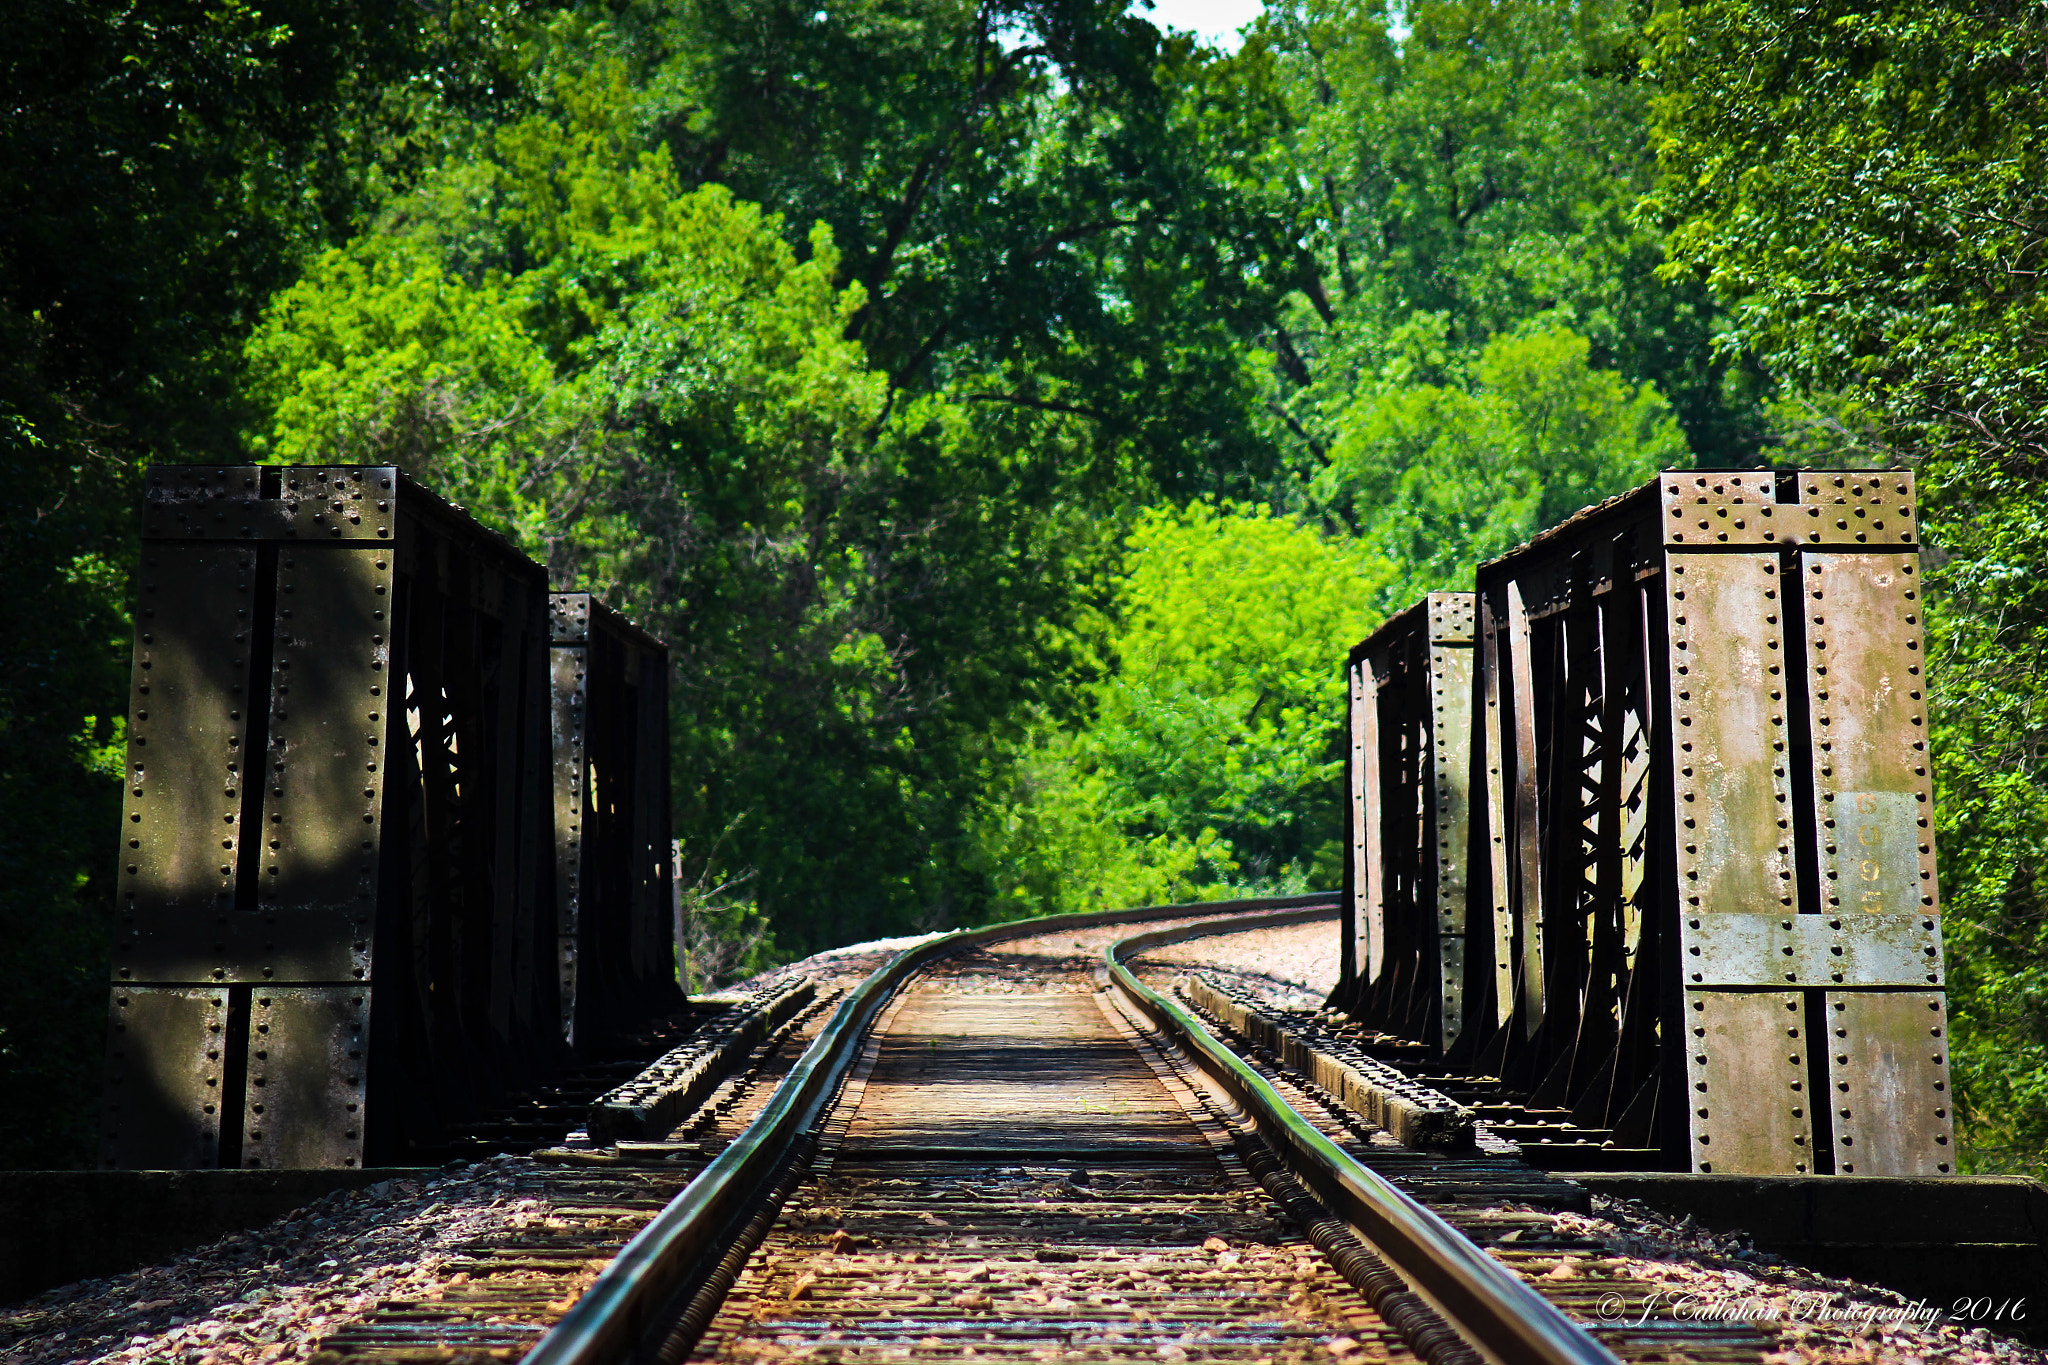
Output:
(1789, 473), (1919, 547)
(1684, 991), (1814, 1174)
(140, 465), (396, 541)
(1665, 552), (1796, 919)
(551, 600), (589, 1046)
(1345, 656), (1371, 990)
(1686, 913), (1944, 987)
(1825, 991), (1956, 1175)
(1430, 596), (1475, 1047)
(1800, 551), (1938, 918)
(1505, 580), (1544, 1039)
(264, 546), (388, 925)
(1349, 645), (1384, 987)
(548, 591), (678, 1047)
(115, 543), (259, 986)
(1478, 594), (1515, 1030)
(1654, 491), (1908, 548)
(241, 987), (370, 1169)
(102, 465), (587, 1170)
(1364, 636), (1408, 1001)
(1339, 594), (1474, 1049)
(100, 987), (230, 1169)
(616, 636), (675, 1000)
(1424, 468), (1954, 1174)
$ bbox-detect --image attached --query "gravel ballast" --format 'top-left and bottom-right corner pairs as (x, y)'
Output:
(5, 909), (2037, 1365)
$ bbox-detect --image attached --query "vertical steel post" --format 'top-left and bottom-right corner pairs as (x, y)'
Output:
(1427, 596), (1476, 1052)
(550, 592), (680, 1047)
(1341, 647), (1374, 1001)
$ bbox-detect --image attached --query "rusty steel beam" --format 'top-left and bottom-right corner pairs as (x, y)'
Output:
(1336, 594), (1476, 1052)
(1450, 468), (1952, 1175)
(101, 465), (561, 1169)
(549, 592), (681, 1049)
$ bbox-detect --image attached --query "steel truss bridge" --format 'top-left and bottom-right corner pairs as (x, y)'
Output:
(96, 465), (1949, 1181)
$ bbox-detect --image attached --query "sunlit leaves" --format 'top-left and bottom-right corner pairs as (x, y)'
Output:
(1313, 323), (1684, 594)
(975, 502), (1398, 916)
(1253, 0), (1752, 465)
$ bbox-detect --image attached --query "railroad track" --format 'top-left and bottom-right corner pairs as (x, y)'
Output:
(305, 899), (1771, 1365)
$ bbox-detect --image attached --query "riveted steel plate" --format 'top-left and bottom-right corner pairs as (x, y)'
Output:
(1438, 937), (1467, 1050)
(116, 543), (260, 983)
(1659, 470), (1779, 510)
(1430, 623), (1474, 1046)
(1426, 591), (1475, 644)
(124, 909), (368, 985)
(1350, 653), (1381, 985)
(142, 465), (269, 539)
(101, 987), (228, 1168)
(1664, 500), (1794, 547)
(1430, 642), (1474, 937)
(1657, 471), (1780, 548)
(1505, 580), (1544, 1035)
(1788, 472), (1918, 547)
(262, 546), (388, 971)
(1683, 912), (1944, 987)
(1828, 790), (1924, 913)
(144, 465), (263, 504)
(1798, 471), (1913, 503)
(551, 590), (592, 644)
(1684, 990), (1816, 1174)
(144, 497), (297, 541)
(1478, 595), (1515, 1029)
(118, 546), (258, 912)
(1666, 553), (1798, 917)
(1824, 990), (1956, 1175)
(553, 635), (589, 1044)
(1803, 551), (1939, 917)
(241, 987), (369, 1168)
(142, 465), (398, 542)
(1344, 651), (1368, 987)
(278, 466), (397, 542)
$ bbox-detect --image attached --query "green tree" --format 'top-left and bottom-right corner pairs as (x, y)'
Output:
(0, 0), (555, 1167)
(1250, 0), (1757, 468)
(597, 0), (1305, 495)
(975, 502), (1398, 916)
(244, 45), (1143, 952)
(1313, 322), (1687, 594)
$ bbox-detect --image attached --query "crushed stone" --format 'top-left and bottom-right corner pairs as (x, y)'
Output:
(0, 1155), (550, 1365)
(7, 911), (2035, 1365)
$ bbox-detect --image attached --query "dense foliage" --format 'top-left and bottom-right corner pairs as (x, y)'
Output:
(972, 503), (1398, 915)
(3, 0), (2044, 1173)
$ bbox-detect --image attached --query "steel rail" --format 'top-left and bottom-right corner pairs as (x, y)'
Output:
(1105, 922), (1621, 1365)
(520, 892), (1336, 1365)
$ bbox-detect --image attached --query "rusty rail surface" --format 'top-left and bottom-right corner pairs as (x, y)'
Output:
(1105, 919), (1619, 1365)
(520, 894), (1337, 1365)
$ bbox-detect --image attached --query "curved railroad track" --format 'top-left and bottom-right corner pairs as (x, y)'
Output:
(301, 898), (1770, 1365)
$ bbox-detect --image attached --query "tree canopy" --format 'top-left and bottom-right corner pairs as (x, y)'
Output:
(4, 0), (2046, 1177)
